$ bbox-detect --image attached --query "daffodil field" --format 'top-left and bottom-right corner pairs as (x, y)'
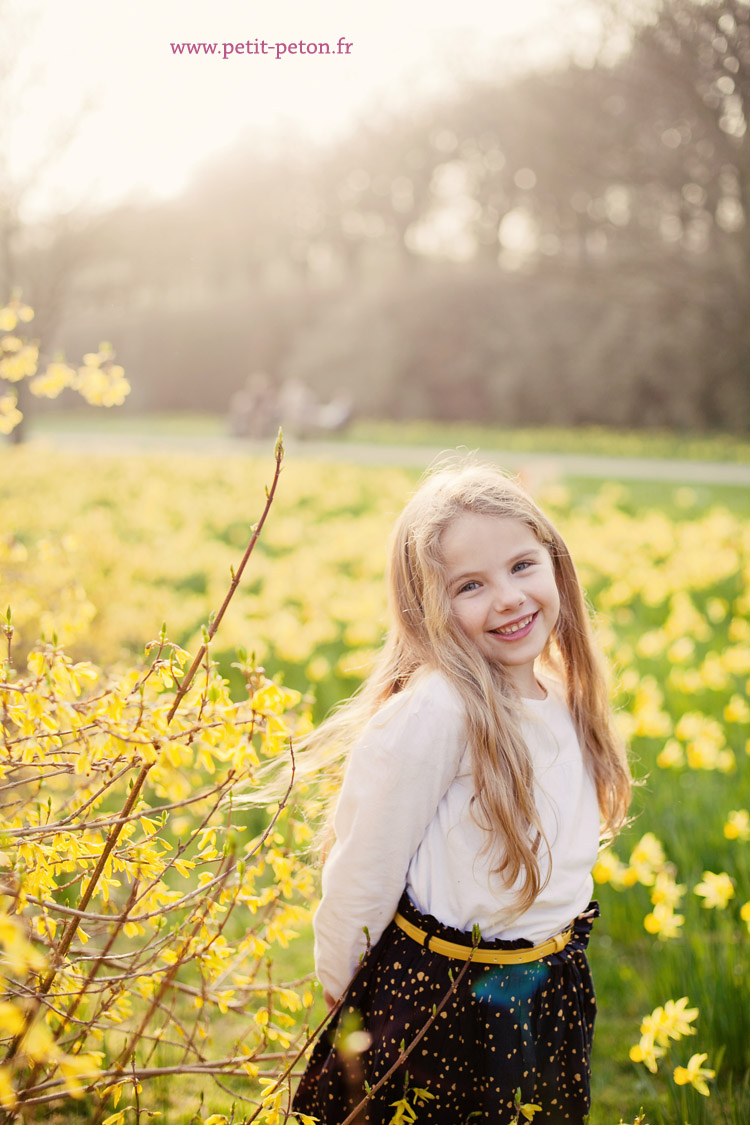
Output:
(1, 421), (749, 1125)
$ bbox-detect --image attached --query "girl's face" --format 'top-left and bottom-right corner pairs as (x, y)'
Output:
(440, 511), (560, 698)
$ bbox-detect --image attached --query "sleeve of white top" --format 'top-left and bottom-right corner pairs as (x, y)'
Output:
(313, 672), (467, 1000)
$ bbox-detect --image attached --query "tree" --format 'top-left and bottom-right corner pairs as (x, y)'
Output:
(589, 0), (750, 426)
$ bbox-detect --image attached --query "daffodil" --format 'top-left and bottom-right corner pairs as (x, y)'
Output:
(673, 1052), (715, 1096)
(630, 1033), (665, 1073)
(644, 903), (684, 940)
(626, 833), (666, 886)
(659, 997), (699, 1041)
(724, 809), (750, 841)
(724, 695), (750, 724)
(631, 997), (699, 1079)
(656, 739), (685, 769)
(650, 871), (686, 909)
(694, 871), (735, 909)
(740, 902), (750, 934)
(592, 848), (628, 887)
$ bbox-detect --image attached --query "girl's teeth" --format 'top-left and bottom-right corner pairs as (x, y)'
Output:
(497, 615), (533, 635)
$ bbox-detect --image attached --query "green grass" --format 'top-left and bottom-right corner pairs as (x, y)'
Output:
(343, 419), (750, 463)
(563, 476), (750, 515)
(22, 410), (750, 463)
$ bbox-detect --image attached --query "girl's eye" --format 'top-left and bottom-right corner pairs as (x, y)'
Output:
(512, 560), (532, 573)
(458, 580), (480, 594)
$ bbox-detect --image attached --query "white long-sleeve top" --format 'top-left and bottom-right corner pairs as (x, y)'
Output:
(313, 668), (601, 1000)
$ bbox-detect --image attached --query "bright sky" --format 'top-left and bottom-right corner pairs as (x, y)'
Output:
(5, 0), (598, 218)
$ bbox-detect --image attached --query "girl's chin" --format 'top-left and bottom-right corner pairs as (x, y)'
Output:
(483, 651), (539, 674)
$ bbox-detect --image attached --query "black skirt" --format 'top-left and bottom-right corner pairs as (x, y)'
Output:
(293, 896), (599, 1125)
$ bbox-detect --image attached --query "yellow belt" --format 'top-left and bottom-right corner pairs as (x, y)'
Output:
(393, 912), (574, 965)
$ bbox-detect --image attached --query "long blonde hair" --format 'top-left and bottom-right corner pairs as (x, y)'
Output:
(292, 461), (630, 913)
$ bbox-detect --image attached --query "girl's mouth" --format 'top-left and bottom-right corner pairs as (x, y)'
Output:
(489, 611), (538, 640)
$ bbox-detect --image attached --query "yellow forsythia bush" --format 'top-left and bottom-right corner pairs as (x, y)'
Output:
(0, 446), (326, 1124)
(0, 297), (130, 434)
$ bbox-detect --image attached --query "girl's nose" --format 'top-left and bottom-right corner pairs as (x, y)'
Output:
(492, 581), (525, 612)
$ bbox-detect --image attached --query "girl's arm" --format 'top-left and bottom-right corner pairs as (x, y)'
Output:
(313, 671), (466, 1001)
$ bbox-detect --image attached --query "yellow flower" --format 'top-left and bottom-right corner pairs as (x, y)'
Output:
(29, 362), (76, 399)
(644, 903), (684, 940)
(724, 694), (750, 723)
(724, 809), (750, 842)
(706, 596), (728, 622)
(592, 848), (628, 888)
(0, 1065), (16, 1109)
(250, 681), (302, 715)
(686, 735), (733, 772)
(627, 833), (666, 886)
(21, 1019), (56, 1061)
(650, 870), (686, 907)
(74, 360), (131, 407)
(673, 1052), (715, 1096)
(0, 393), (23, 434)
(694, 871), (735, 909)
(258, 1076), (285, 1124)
(675, 713), (726, 771)
(389, 1097), (417, 1125)
(0, 343), (38, 381)
(656, 739), (684, 769)
(0, 1002), (27, 1036)
(659, 997), (699, 1041)
(740, 902), (750, 933)
(667, 636), (694, 662)
(58, 1052), (101, 1098)
(630, 1034), (665, 1073)
(631, 997), (699, 1077)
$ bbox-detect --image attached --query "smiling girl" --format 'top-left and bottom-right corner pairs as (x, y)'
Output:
(292, 461), (631, 1125)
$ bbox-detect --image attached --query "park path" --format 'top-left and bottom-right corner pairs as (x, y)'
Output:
(27, 431), (750, 487)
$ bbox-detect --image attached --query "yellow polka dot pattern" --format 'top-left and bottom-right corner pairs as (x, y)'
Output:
(293, 897), (599, 1124)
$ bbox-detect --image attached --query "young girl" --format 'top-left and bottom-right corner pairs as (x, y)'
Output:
(292, 462), (631, 1125)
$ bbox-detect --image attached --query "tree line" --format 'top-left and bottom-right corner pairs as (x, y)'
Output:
(4, 0), (749, 432)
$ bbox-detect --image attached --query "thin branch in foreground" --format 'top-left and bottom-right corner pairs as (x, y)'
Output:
(167, 433), (284, 723)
